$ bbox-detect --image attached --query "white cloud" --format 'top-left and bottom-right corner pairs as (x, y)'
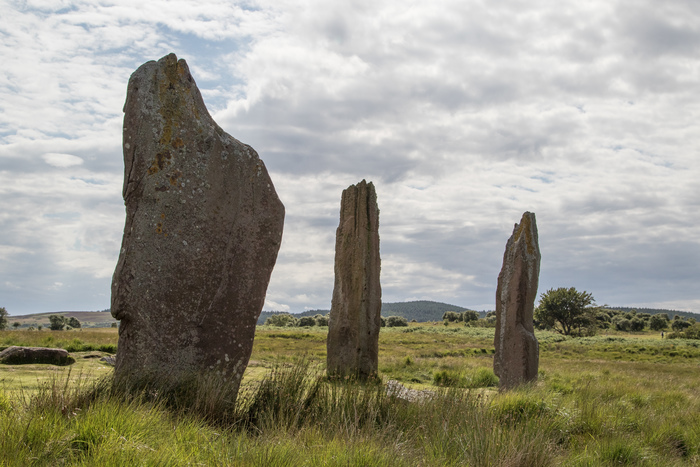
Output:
(42, 153), (84, 168)
(0, 0), (699, 315)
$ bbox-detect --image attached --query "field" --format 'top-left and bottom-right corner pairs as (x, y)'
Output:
(1, 324), (700, 465)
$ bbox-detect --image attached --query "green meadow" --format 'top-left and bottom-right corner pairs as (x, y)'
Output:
(1, 324), (699, 466)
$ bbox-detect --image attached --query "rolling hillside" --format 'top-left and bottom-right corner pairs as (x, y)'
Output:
(8, 311), (116, 328)
(258, 300), (480, 324)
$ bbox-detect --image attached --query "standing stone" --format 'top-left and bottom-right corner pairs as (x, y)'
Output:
(111, 54), (285, 394)
(326, 180), (381, 379)
(493, 212), (540, 390)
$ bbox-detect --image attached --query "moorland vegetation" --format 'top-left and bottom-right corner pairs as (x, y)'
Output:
(1, 320), (700, 465)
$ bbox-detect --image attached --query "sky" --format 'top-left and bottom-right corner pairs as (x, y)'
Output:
(1, 0), (699, 316)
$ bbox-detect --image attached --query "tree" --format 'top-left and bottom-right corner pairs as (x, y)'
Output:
(462, 310), (479, 323)
(314, 314), (329, 326)
(297, 316), (316, 327)
(534, 287), (598, 336)
(630, 317), (645, 332)
(0, 306), (8, 330)
(67, 317), (81, 329)
(615, 318), (631, 332)
(264, 313), (297, 327)
(48, 315), (66, 331)
(672, 319), (691, 332)
(649, 314), (668, 331)
(12, 322), (20, 329)
(442, 311), (460, 322)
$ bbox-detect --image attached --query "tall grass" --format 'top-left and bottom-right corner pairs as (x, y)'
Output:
(0, 361), (565, 466)
(2, 325), (700, 465)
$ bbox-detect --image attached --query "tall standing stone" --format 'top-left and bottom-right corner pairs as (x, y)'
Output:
(326, 180), (381, 379)
(111, 54), (284, 394)
(493, 212), (540, 389)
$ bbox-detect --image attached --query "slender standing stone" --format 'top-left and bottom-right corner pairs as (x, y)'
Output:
(111, 54), (284, 395)
(493, 212), (540, 389)
(326, 180), (381, 379)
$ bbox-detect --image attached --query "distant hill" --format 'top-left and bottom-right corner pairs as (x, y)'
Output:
(8, 311), (116, 328)
(258, 300), (477, 324)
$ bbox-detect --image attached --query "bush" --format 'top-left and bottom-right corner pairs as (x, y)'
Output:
(462, 310), (479, 323)
(313, 314), (329, 326)
(442, 311), (460, 322)
(264, 314), (298, 327)
(672, 320), (691, 332)
(386, 316), (408, 327)
(49, 315), (66, 331)
(649, 314), (668, 331)
(630, 318), (645, 332)
(297, 317), (316, 327)
(614, 318), (631, 332)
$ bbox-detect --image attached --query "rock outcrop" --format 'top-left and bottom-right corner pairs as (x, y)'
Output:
(493, 212), (540, 389)
(111, 54), (285, 394)
(0, 346), (74, 366)
(326, 180), (381, 379)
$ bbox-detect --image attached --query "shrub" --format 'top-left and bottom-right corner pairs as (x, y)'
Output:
(297, 317), (316, 327)
(265, 313), (298, 327)
(649, 314), (668, 331)
(442, 311), (460, 322)
(615, 318), (631, 332)
(48, 315), (66, 331)
(630, 317), (645, 332)
(386, 316), (408, 327)
(462, 310), (479, 322)
(672, 319), (691, 332)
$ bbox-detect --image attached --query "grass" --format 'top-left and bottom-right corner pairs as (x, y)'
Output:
(1, 324), (700, 465)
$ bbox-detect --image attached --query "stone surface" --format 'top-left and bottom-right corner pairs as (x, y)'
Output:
(0, 346), (74, 366)
(326, 180), (381, 379)
(493, 211), (540, 389)
(111, 53), (284, 391)
(386, 380), (434, 403)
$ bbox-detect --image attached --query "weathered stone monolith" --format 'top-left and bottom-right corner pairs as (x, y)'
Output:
(326, 180), (381, 379)
(111, 54), (284, 394)
(493, 211), (540, 390)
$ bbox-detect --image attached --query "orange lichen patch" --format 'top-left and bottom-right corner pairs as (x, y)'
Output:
(147, 151), (173, 175)
(513, 215), (536, 255)
(169, 169), (183, 186)
(172, 137), (185, 149)
(156, 222), (163, 234)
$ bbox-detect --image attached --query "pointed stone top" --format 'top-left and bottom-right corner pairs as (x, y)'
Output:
(511, 212), (538, 256)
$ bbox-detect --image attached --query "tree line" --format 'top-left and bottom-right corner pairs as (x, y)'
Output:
(264, 313), (411, 328)
(534, 287), (699, 339)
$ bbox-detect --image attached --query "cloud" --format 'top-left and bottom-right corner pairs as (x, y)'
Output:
(42, 153), (84, 168)
(0, 0), (699, 315)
